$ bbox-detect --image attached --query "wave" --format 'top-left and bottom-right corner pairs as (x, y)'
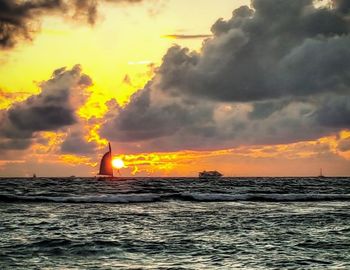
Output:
(0, 194), (161, 203)
(1, 193), (350, 204)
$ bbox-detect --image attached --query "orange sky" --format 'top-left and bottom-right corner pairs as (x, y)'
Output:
(1, 0), (350, 177)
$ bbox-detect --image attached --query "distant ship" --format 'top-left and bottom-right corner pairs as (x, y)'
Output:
(318, 168), (325, 178)
(98, 143), (114, 178)
(199, 170), (223, 179)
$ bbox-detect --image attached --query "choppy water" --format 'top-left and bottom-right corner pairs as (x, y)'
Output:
(1, 177), (350, 269)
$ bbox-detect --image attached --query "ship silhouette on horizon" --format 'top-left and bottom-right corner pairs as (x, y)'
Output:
(199, 170), (223, 179)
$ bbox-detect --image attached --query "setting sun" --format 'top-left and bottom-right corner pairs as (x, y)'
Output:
(112, 158), (125, 169)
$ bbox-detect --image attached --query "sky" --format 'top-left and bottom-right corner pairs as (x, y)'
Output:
(1, 0), (350, 177)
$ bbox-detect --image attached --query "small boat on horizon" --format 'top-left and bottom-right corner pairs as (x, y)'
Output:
(199, 170), (223, 179)
(318, 168), (325, 178)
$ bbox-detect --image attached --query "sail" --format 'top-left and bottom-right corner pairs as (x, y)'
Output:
(99, 143), (113, 176)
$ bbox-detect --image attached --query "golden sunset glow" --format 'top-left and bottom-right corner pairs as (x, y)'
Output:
(1, 0), (350, 177)
(105, 130), (350, 177)
(112, 158), (125, 169)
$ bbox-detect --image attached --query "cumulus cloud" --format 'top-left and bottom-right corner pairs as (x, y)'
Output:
(0, 65), (92, 151)
(101, 0), (350, 152)
(0, 0), (144, 49)
(338, 137), (350, 152)
(102, 93), (330, 152)
(102, 85), (213, 142)
(157, 0), (350, 101)
(314, 95), (350, 128)
(61, 129), (99, 155)
(334, 0), (350, 14)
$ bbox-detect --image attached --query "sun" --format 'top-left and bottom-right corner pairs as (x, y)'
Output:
(112, 158), (125, 169)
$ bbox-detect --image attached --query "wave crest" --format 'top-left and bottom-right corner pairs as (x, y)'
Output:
(1, 193), (350, 204)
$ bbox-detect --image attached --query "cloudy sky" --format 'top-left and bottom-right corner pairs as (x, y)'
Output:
(1, 0), (350, 177)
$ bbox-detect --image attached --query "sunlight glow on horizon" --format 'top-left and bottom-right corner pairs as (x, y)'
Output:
(1, 0), (350, 177)
(112, 158), (125, 169)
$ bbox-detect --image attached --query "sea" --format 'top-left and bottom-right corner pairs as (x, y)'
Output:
(0, 177), (350, 269)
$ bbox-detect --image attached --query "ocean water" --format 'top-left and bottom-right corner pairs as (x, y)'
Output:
(0, 177), (350, 269)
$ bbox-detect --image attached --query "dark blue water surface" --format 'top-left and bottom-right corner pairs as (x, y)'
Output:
(1, 177), (350, 269)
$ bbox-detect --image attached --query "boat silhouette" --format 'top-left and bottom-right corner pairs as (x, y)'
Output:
(98, 143), (114, 178)
(318, 168), (325, 178)
(199, 170), (223, 179)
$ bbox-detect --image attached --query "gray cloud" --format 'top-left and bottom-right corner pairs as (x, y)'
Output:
(0, 65), (92, 150)
(101, 0), (350, 152)
(338, 137), (350, 152)
(0, 0), (144, 49)
(156, 0), (350, 102)
(0, 138), (32, 152)
(102, 93), (332, 152)
(248, 99), (292, 120)
(334, 0), (350, 14)
(0, 0), (62, 48)
(162, 34), (212, 39)
(314, 95), (350, 128)
(101, 84), (215, 144)
(61, 130), (99, 155)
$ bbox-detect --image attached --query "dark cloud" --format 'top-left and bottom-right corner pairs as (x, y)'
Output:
(102, 85), (332, 152)
(61, 130), (99, 155)
(0, 65), (92, 150)
(162, 34), (212, 39)
(0, 138), (32, 152)
(101, 1), (350, 152)
(156, 0), (350, 102)
(0, 0), (144, 49)
(314, 95), (350, 128)
(334, 0), (350, 14)
(101, 85), (215, 143)
(338, 137), (350, 152)
(0, 0), (62, 48)
(248, 99), (292, 120)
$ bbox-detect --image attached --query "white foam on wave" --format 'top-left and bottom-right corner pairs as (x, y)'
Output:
(187, 193), (350, 202)
(186, 193), (249, 201)
(1, 193), (350, 203)
(53, 194), (162, 203)
(0, 193), (161, 203)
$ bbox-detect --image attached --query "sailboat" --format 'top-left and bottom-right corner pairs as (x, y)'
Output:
(318, 168), (325, 178)
(98, 143), (114, 178)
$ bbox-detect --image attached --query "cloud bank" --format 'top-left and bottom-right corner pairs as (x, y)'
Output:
(2, 0), (350, 158)
(0, 0), (144, 49)
(101, 0), (350, 152)
(0, 65), (91, 151)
